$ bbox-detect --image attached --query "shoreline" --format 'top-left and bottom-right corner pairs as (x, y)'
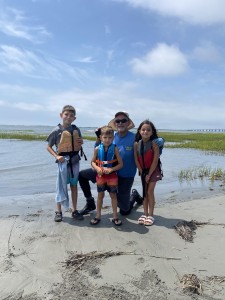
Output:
(0, 193), (225, 299)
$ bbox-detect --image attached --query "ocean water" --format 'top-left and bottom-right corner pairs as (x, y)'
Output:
(0, 126), (225, 207)
(0, 124), (98, 136)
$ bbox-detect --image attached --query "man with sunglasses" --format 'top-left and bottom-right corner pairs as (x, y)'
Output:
(79, 111), (139, 216)
(108, 112), (137, 214)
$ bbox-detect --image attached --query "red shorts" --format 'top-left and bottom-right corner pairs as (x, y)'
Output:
(141, 167), (162, 197)
(149, 167), (162, 182)
(96, 172), (118, 193)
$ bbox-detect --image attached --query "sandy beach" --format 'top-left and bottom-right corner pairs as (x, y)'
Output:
(0, 193), (225, 300)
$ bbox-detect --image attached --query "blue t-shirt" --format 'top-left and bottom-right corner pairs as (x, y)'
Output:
(113, 131), (137, 178)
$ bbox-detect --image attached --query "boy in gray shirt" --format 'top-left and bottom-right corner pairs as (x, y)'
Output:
(46, 105), (84, 222)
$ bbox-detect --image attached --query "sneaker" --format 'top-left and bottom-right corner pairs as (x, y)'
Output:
(54, 211), (62, 222)
(79, 198), (96, 215)
(131, 189), (143, 205)
(72, 210), (84, 220)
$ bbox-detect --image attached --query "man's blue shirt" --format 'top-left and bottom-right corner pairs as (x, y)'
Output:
(113, 131), (137, 178)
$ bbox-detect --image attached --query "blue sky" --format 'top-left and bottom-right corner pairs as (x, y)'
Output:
(0, 0), (225, 129)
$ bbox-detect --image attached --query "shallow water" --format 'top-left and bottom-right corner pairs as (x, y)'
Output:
(0, 137), (225, 207)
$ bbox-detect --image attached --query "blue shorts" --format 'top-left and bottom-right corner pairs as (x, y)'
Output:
(67, 162), (79, 186)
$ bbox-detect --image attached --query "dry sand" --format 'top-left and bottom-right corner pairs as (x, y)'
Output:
(0, 193), (225, 300)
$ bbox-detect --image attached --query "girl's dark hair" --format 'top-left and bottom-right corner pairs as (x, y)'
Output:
(135, 119), (158, 142)
(100, 125), (114, 136)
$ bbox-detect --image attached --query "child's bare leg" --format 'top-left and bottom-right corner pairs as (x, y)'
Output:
(143, 196), (148, 216)
(90, 192), (104, 225)
(110, 192), (122, 225)
(96, 191), (104, 219)
(110, 192), (118, 219)
(147, 182), (156, 217)
(70, 185), (77, 212)
(143, 183), (149, 216)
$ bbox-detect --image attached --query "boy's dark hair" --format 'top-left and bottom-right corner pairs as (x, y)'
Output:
(62, 105), (76, 115)
(135, 119), (158, 142)
(100, 125), (114, 136)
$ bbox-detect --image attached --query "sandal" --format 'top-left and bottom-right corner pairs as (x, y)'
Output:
(144, 216), (155, 226)
(138, 215), (146, 225)
(90, 217), (101, 225)
(112, 218), (122, 226)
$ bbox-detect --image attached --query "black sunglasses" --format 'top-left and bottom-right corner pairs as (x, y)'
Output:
(115, 118), (128, 124)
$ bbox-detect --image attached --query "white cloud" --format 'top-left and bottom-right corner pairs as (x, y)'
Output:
(0, 80), (224, 129)
(115, 0), (225, 25)
(13, 102), (44, 111)
(130, 43), (189, 76)
(0, 83), (50, 110)
(38, 81), (143, 126)
(192, 42), (221, 63)
(0, 6), (51, 43)
(0, 45), (90, 82)
(74, 56), (97, 63)
(0, 45), (35, 73)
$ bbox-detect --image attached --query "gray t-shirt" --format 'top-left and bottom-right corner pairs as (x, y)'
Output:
(46, 123), (82, 164)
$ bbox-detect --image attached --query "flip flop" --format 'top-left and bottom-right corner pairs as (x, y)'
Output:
(112, 218), (122, 226)
(138, 215), (146, 225)
(144, 216), (155, 226)
(90, 217), (101, 225)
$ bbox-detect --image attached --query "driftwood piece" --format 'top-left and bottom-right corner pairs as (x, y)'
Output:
(64, 251), (134, 271)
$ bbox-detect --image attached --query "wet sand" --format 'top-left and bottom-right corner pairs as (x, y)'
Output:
(0, 193), (225, 299)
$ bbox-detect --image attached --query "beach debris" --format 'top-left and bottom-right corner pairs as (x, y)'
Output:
(174, 220), (198, 242)
(148, 255), (181, 260)
(64, 251), (134, 271)
(194, 220), (225, 226)
(205, 275), (225, 284)
(8, 214), (20, 218)
(174, 219), (225, 242)
(180, 274), (202, 295)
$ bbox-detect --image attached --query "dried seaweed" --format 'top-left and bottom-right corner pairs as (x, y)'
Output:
(205, 275), (225, 284)
(174, 220), (198, 242)
(64, 251), (134, 271)
(180, 274), (202, 295)
(174, 219), (225, 242)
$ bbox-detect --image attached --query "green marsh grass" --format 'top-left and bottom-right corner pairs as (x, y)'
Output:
(161, 132), (225, 153)
(178, 166), (225, 183)
(209, 168), (225, 181)
(0, 131), (47, 141)
(84, 131), (225, 153)
(1, 130), (225, 153)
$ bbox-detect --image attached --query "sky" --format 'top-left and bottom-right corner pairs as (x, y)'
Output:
(0, 0), (225, 130)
